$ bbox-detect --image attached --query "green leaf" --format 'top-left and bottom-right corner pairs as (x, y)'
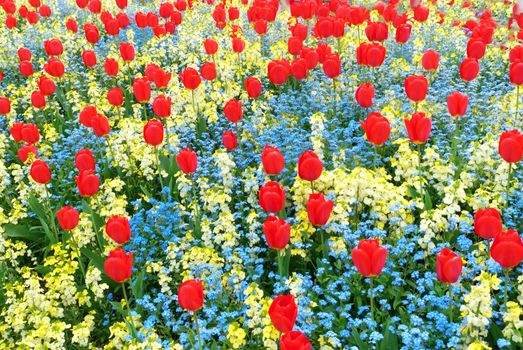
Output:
(351, 327), (368, 350)
(132, 270), (145, 299)
(424, 191), (433, 211)
(406, 186), (418, 199)
(4, 224), (42, 241)
(80, 247), (105, 273)
(27, 194), (48, 221)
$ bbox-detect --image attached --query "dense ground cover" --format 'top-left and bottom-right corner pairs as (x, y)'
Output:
(0, 0), (523, 349)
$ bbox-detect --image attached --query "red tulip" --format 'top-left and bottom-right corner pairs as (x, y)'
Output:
(259, 181), (285, 213)
(404, 112), (432, 144)
(413, 5), (429, 22)
(291, 58), (307, 80)
(104, 58), (119, 76)
(19, 60), (34, 77)
(143, 119), (164, 146)
(459, 58), (480, 82)
(491, 229), (523, 269)
(104, 248), (133, 283)
(105, 215), (131, 244)
(18, 48), (32, 61)
(268, 59), (291, 85)
(44, 58), (65, 78)
(79, 106), (97, 127)
(84, 23), (99, 43)
(280, 331), (311, 350)
(262, 145), (285, 175)
(306, 193), (334, 226)
(56, 206), (80, 231)
(178, 279), (204, 311)
(31, 91), (46, 109)
(288, 36), (303, 56)
(232, 37), (245, 53)
(75, 170), (99, 197)
(510, 60), (523, 85)
(447, 92), (468, 117)
(21, 124), (40, 144)
(436, 248), (463, 283)
(151, 68), (171, 89)
(404, 75), (428, 102)
(200, 62), (216, 81)
(204, 38), (218, 55)
(395, 24), (412, 44)
(245, 77), (262, 98)
(498, 130), (523, 163)
(268, 294), (297, 333)
(467, 38), (486, 60)
(322, 54), (341, 79)
(0, 97), (11, 115)
(421, 50), (439, 71)
(82, 50), (97, 67)
(17, 144), (38, 162)
(152, 95), (171, 118)
(263, 216), (290, 249)
(66, 18), (78, 33)
(474, 208), (502, 240)
(298, 150), (322, 182)
(179, 67), (201, 90)
(224, 98), (242, 123)
(351, 239), (387, 277)
(107, 88), (123, 106)
(91, 114), (111, 137)
(365, 21), (388, 42)
(75, 149), (96, 172)
(132, 77), (151, 103)
(222, 130), (238, 151)
(30, 160), (51, 184)
(10, 122), (23, 141)
(37, 76), (56, 96)
(176, 148), (198, 174)
(44, 38), (63, 56)
(360, 112), (391, 146)
(119, 42), (135, 61)
(356, 42), (386, 67)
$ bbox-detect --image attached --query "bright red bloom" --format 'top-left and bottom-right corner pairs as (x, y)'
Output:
(262, 145), (285, 175)
(436, 248), (463, 283)
(351, 239), (387, 277)
(75, 170), (99, 197)
(222, 130), (237, 151)
(176, 148), (198, 174)
(395, 24), (412, 44)
(21, 124), (40, 144)
(0, 97), (10, 115)
(79, 106), (97, 127)
(119, 42), (135, 61)
(56, 206), (80, 231)
(280, 331), (312, 350)
(259, 181), (285, 213)
(204, 38), (218, 55)
(104, 248), (133, 283)
(498, 130), (523, 163)
(322, 54), (341, 79)
(17, 144), (38, 162)
(447, 92), (468, 117)
(298, 150), (322, 182)
(44, 38), (63, 56)
(19, 60), (34, 77)
(104, 58), (119, 76)
(268, 59), (291, 85)
(459, 58), (480, 82)
(356, 43), (386, 67)
(360, 112), (391, 146)
(474, 208), (502, 240)
(30, 160), (51, 184)
(404, 75), (428, 102)
(75, 149), (96, 172)
(152, 95), (171, 118)
(404, 112), (432, 144)
(365, 21), (388, 42)
(10, 122), (23, 141)
(179, 67), (201, 90)
(105, 215), (131, 244)
(467, 38), (486, 60)
(200, 62), (216, 81)
(263, 216), (290, 249)
(82, 50), (97, 67)
(132, 77), (151, 103)
(510, 60), (523, 85)
(143, 119), (164, 146)
(178, 279), (204, 311)
(245, 77), (262, 98)
(306, 193), (334, 226)
(31, 91), (46, 109)
(91, 114), (111, 137)
(491, 229), (523, 269)
(421, 50), (439, 71)
(268, 294), (297, 333)
(44, 58), (64, 78)
(223, 98), (242, 123)
(37, 76), (56, 96)
(107, 88), (123, 106)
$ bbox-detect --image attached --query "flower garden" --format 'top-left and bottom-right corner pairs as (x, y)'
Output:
(1, 0), (523, 348)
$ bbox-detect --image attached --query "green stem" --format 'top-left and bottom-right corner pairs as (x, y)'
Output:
(516, 85), (520, 124)
(88, 198), (103, 253)
(506, 163), (513, 210)
(504, 269), (510, 310)
(370, 277), (374, 321)
(277, 249), (285, 278)
(194, 312), (203, 350)
(122, 282), (137, 337)
(154, 146), (166, 201)
(319, 229), (328, 261)
(70, 233), (86, 280)
(449, 284), (454, 324)
(373, 146), (377, 169)
(332, 78), (338, 116)
(44, 185), (59, 243)
(418, 144), (424, 208)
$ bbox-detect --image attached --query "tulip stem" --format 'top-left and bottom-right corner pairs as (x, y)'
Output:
(154, 146), (166, 201)
(449, 284), (454, 324)
(506, 163), (513, 211)
(504, 269), (510, 310)
(369, 277), (374, 321)
(373, 146), (377, 169)
(319, 229), (329, 261)
(122, 282), (137, 337)
(43, 185), (59, 243)
(277, 249), (285, 278)
(332, 78), (338, 116)
(69, 232), (86, 280)
(516, 85), (520, 124)
(88, 198), (103, 253)
(452, 118), (460, 171)
(194, 312), (203, 350)
(418, 144), (424, 208)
